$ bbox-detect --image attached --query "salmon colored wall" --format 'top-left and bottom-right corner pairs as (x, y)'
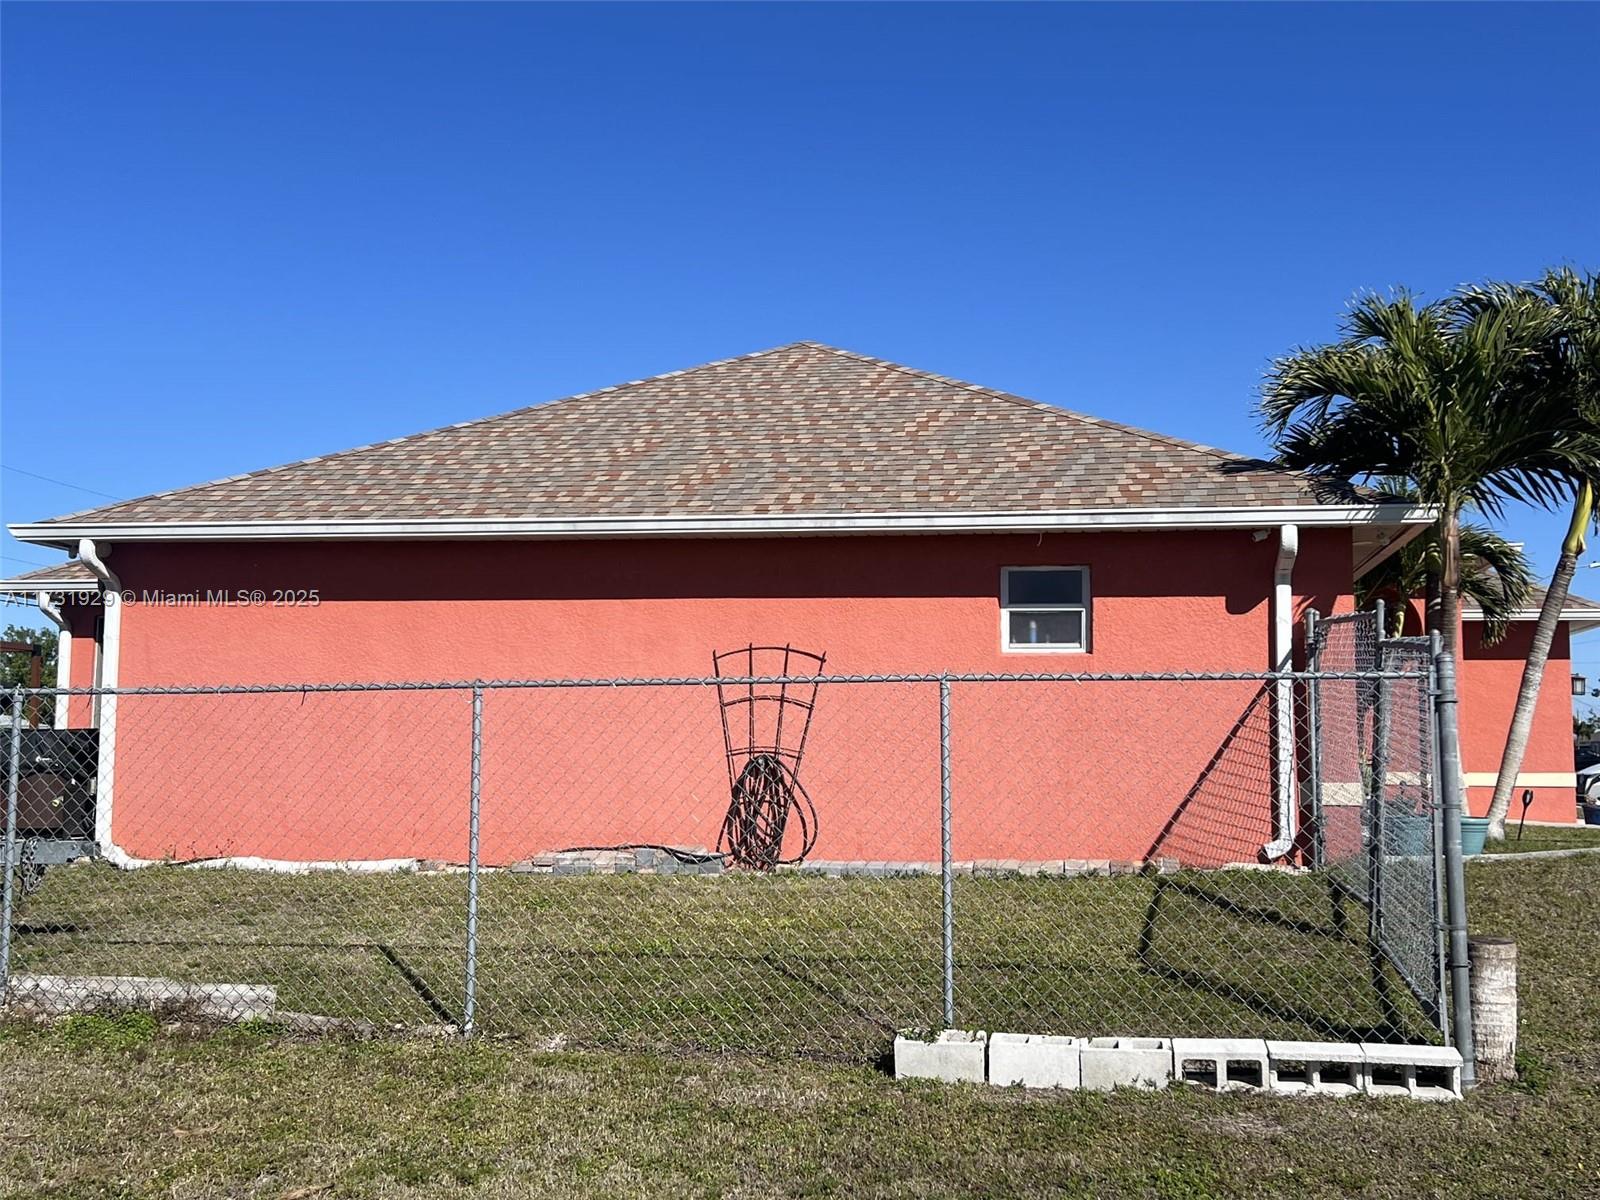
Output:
(96, 530), (1355, 865)
(63, 601), (98, 728)
(1459, 621), (1579, 824)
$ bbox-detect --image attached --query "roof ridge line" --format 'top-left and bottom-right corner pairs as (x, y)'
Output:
(803, 342), (1255, 465)
(40, 342), (823, 524)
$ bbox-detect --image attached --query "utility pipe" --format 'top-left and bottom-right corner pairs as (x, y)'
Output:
(1263, 524), (1300, 860)
(77, 540), (138, 867)
(36, 590), (71, 730)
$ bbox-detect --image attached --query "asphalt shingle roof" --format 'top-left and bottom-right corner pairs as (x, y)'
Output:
(1463, 587), (1600, 617)
(26, 342), (1359, 527)
(0, 560), (99, 589)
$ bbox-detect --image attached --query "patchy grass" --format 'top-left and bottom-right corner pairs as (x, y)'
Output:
(11, 859), (1439, 1056)
(2, 855), (1597, 1198)
(1482, 821), (1600, 855)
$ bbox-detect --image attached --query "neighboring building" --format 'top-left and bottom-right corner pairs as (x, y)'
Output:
(1, 341), (1563, 867)
(1459, 590), (1600, 824)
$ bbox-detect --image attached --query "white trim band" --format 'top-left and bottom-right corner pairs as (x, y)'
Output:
(1462, 772), (1578, 789)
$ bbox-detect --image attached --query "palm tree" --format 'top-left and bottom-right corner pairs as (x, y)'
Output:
(1356, 501), (1534, 645)
(1462, 269), (1600, 839)
(1261, 292), (1582, 661)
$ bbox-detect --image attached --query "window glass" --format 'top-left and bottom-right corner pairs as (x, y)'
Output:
(1005, 568), (1083, 606)
(1007, 609), (1084, 647)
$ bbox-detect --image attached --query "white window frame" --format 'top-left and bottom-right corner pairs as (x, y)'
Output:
(1000, 566), (1090, 654)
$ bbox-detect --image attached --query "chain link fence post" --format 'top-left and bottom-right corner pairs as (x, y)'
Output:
(939, 676), (954, 1029)
(1, 687), (22, 1007)
(1429, 643), (1450, 1039)
(463, 684), (483, 1037)
(1432, 633), (1477, 1087)
(1304, 610), (1324, 867)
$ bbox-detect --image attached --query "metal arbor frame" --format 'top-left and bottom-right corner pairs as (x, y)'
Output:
(712, 645), (826, 870)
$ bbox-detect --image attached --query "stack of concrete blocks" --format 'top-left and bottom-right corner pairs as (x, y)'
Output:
(508, 849), (724, 876)
(893, 1030), (988, 1083)
(1265, 1042), (1462, 1099)
(896, 1032), (1461, 1101)
(1171, 1037), (1270, 1091)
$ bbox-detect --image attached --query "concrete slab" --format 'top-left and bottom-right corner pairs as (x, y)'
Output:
(7, 973), (277, 1022)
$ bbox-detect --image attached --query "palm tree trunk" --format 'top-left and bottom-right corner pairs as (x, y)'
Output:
(1486, 482), (1595, 839)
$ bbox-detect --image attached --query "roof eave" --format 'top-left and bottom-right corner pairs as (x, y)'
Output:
(10, 504), (1436, 547)
(1463, 609), (1600, 633)
(0, 579), (101, 597)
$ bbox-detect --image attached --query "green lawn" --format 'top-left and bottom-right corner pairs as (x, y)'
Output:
(8, 858), (1439, 1057)
(2, 854), (1597, 1199)
(1481, 821), (1600, 855)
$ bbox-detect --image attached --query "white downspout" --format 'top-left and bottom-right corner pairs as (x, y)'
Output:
(1263, 524), (1299, 860)
(36, 590), (71, 731)
(78, 539), (139, 867)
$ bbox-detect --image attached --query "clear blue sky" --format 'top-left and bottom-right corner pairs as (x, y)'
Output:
(2, 3), (1597, 664)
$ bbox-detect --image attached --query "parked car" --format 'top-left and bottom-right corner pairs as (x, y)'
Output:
(1579, 764), (1600, 824)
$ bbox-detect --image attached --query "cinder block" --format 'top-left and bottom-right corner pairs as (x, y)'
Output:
(1265, 1041), (1365, 1096)
(1172, 1037), (1270, 1092)
(1079, 1037), (1172, 1091)
(988, 1033), (1081, 1089)
(1359, 1044), (1463, 1100)
(894, 1030), (988, 1084)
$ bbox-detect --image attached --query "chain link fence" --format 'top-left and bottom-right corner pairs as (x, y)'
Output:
(3, 655), (1457, 1061)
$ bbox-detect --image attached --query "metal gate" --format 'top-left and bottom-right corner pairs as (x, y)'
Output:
(1306, 607), (1447, 1031)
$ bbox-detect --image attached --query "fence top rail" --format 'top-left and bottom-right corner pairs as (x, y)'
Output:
(1312, 609), (1376, 625)
(12, 667), (1432, 698)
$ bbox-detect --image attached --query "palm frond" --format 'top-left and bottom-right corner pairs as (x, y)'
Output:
(1356, 519), (1532, 645)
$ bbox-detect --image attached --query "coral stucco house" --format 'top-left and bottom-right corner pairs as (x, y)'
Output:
(1459, 590), (1599, 823)
(0, 342), (1586, 864)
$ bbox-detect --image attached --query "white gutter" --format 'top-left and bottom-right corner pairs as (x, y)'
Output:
(1263, 524), (1299, 860)
(1463, 607), (1600, 633)
(9, 503), (1437, 547)
(0, 578), (98, 594)
(76, 539), (140, 868)
(35, 591), (71, 731)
